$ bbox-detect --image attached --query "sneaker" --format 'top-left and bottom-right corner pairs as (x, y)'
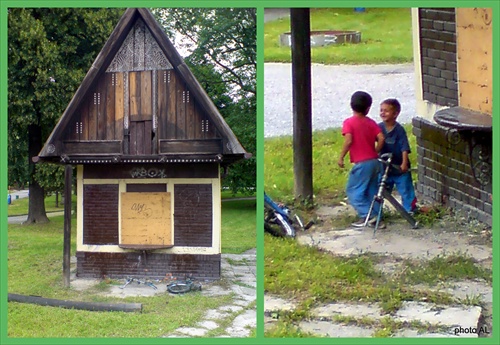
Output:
(351, 218), (368, 227)
(368, 217), (386, 229)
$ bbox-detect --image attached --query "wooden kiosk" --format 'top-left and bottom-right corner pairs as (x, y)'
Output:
(35, 8), (249, 281)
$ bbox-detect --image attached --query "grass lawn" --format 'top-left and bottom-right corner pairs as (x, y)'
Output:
(265, 8), (413, 64)
(7, 193), (77, 217)
(7, 198), (255, 337)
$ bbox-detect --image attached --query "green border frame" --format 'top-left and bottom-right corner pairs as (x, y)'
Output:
(1, 0), (498, 344)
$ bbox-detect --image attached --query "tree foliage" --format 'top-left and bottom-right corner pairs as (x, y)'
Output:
(153, 8), (256, 194)
(8, 8), (124, 222)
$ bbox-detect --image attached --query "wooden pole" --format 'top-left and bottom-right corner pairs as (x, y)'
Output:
(63, 164), (72, 287)
(290, 8), (313, 202)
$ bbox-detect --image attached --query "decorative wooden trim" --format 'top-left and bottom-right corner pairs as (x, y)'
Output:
(159, 139), (223, 154)
(63, 140), (122, 154)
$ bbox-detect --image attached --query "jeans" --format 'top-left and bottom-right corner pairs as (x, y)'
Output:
(385, 171), (417, 212)
(346, 159), (381, 219)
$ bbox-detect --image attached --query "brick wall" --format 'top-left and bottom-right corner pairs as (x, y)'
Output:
(419, 8), (458, 106)
(174, 184), (213, 247)
(76, 251), (221, 280)
(412, 117), (492, 226)
(83, 184), (119, 244)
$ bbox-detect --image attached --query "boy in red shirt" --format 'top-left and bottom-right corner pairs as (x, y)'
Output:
(338, 91), (385, 227)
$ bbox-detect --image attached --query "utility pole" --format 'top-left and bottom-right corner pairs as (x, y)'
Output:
(290, 8), (313, 203)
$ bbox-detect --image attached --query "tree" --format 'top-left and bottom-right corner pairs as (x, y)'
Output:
(153, 8), (256, 194)
(8, 8), (124, 224)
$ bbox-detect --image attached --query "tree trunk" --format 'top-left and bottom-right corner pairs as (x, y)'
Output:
(25, 124), (49, 224)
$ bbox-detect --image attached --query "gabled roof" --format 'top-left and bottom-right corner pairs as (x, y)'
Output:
(37, 8), (248, 164)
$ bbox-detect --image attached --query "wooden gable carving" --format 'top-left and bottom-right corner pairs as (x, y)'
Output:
(37, 8), (248, 165)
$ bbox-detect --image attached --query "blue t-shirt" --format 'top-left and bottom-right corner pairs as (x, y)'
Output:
(378, 122), (411, 171)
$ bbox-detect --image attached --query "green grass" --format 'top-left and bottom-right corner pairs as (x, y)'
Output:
(265, 8), (413, 64)
(221, 199), (256, 253)
(264, 124), (417, 206)
(7, 198), (255, 337)
(400, 253), (492, 286)
(264, 234), (489, 336)
(7, 193), (77, 217)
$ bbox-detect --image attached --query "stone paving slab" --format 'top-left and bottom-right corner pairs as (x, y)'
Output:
(264, 295), (297, 314)
(176, 327), (208, 337)
(197, 321), (219, 330)
(299, 321), (374, 337)
(311, 302), (385, 321)
(233, 310), (257, 329)
(395, 329), (479, 338)
(394, 301), (482, 329)
(219, 305), (244, 313)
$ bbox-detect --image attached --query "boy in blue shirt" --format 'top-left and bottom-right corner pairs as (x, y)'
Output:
(378, 98), (417, 213)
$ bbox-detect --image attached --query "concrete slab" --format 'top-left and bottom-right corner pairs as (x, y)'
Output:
(205, 309), (228, 320)
(311, 302), (384, 321)
(219, 305), (244, 313)
(176, 327), (208, 337)
(394, 301), (482, 329)
(232, 310), (257, 329)
(197, 320), (218, 330)
(264, 295), (297, 314)
(225, 326), (251, 337)
(298, 228), (491, 261)
(299, 321), (373, 337)
(395, 329), (478, 338)
(201, 285), (232, 297)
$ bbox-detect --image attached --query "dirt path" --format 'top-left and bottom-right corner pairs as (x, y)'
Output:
(265, 205), (492, 338)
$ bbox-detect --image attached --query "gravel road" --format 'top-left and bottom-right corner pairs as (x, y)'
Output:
(264, 63), (417, 138)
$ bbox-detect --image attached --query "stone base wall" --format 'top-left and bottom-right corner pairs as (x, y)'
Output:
(412, 117), (492, 226)
(76, 251), (221, 280)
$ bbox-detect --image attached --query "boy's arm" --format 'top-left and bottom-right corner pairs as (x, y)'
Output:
(375, 132), (385, 153)
(338, 133), (352, 168)
(401, 151), (409, 173)
(399, 125), (411, 172)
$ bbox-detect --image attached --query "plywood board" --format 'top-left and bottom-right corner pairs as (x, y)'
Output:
(456, 8), (492, 114)
(120, 192), (172, 246)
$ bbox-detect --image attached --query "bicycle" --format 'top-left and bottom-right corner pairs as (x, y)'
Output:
(120, 276), (157, 290)
(364, 153), (419, 236)
(166, 276), (202, 294)
(264, 193), (312, 238)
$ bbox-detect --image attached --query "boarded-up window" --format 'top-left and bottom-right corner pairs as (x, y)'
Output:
(83, 184), (119, 245)
(174, 184), (212, 247)
(120, 192), (172, 248)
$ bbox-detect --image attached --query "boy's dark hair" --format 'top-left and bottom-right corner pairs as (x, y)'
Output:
(350, 91), (373, 115)
(381, 98), (401, 114)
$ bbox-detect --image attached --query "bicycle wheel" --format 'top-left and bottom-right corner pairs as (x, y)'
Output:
(167, 282), (191, 294)
(274, 213), (296, 238)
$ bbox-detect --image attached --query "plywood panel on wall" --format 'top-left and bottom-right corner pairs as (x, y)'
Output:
(456, 8), (492, 114)
(120, 192), (172, 246)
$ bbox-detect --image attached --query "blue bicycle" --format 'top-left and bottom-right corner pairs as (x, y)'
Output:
(264, 193), (312, 238)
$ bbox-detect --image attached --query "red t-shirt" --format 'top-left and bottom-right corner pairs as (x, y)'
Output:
(342, 115), (381, 163)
